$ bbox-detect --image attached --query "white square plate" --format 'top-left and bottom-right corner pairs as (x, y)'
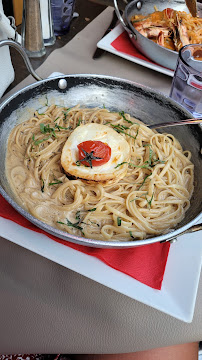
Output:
(0, 215), (201, 323)
(97, 23), (174, 77)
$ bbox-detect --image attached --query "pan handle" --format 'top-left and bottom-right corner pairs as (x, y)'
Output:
(113, 0), (132, 32)
(0, 40), (42, 82)
(113, 0), (137, 39)
(113, 0), (127, 28)
(179, 223), (202, 236)
(161, 223), (202, 243)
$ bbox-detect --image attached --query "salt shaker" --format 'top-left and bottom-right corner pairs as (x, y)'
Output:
(40, 0), (56, 46)
(21, 0), (46, 57)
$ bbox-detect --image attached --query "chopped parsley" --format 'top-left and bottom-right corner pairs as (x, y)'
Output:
(57, 219), (84, 235)
(54, 124), (71, 131)
(32, 121), (72, 147)
(137, 174), (152, 190)
(145, 192), (154, 208)
(129, 231), (136, 239)
(76, 118), (82, 127)
(40, 123), (57, 138)
(119, 111), (134, 124)
(62, 108), (71, 121)
(130, 192), (148, 202)
(117, 217), (122, 226)
(48, 179), (63, 186)
(32, 133), (52, 146)
(115, 161), (128, 169)
(134, 125), (140, 142)
(110, 124), (137, 141)
(115, 143), (165, 170)
(41, 178), (45, 192)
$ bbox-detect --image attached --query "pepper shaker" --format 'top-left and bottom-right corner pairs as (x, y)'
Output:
(21, 0), (46, 57)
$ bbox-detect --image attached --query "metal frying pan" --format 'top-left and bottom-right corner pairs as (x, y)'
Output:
(0, 41), (201, 248)
(114, 0), (190, 70)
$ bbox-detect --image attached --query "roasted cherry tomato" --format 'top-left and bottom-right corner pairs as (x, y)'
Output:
(77, 140), (111, 167)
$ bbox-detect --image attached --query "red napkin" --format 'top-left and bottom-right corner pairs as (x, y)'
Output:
(111, 30), (174, 73)
(0, 194), (170, 290)
(111, 31), (156, 63)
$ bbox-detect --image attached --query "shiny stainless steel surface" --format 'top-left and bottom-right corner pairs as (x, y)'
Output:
(0, 74), (201, 247)
(114, 0), (190, 70)
(0, 40), (43, 81)
(149, 118), (202, 129)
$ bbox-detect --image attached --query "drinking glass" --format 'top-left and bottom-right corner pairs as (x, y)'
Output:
(170, 44), (202, 118)
(51, 0), (76, 36)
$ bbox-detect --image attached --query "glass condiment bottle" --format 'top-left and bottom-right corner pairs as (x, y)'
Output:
(40, 0), (56, 46)
(21, 0), (46, 58)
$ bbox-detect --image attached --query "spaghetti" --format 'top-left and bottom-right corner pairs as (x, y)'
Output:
(6, 105), (194, 242)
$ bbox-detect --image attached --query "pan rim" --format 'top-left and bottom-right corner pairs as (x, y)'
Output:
(0, 73), (201, 248)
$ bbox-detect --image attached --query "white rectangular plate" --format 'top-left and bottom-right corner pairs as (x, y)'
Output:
(0, 215), (202, 323)
(97, 24), (174, 77)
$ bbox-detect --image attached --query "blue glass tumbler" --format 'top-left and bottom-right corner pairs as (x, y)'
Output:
(51, 0), (76, 36)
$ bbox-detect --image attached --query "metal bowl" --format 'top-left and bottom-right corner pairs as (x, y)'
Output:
(0, 74), (202, 248)
(114, 0), (190, 70)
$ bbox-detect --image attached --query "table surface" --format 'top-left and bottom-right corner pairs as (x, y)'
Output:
(1, 0), (202, 354)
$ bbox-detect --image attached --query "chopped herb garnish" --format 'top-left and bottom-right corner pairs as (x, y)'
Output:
(40, 123), (57, 138)
(114, 124), (130, 130)
(145, 192), (154, 208)
(79, 148), (103, 169)
(41, 178), (45, 192)
(128, 162), (152, 169)
(88, 208), (96, 212)
(152, 158), (165, 165)
(88, 220), (100, 227)
(129, 231), (136, 239)
(54, 124), (71, 131)
(57, 219), (84, 235)
(148, 145), (153, 165)
(137, 174), (152, 190)
(119, 111), (133, 124)
(32, 133), (52, 146)
(77, 118), (82, 127)
(115, 161), (128, 169)
(54, 117), (60, 122)
(110, 124), (137, 140)
(62, 108), (71, 121)
(143, 144), (166, 167)
(33, 121), (72, 147)
(134, 126), (140, 142)
(130, 192), (148, 202)
(115, 160), (157, 170)
(75, 211), (81, 221)
(76, 160), (81, 166)
(117, 217), (122, 226)
(48, 180), (63, 186)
